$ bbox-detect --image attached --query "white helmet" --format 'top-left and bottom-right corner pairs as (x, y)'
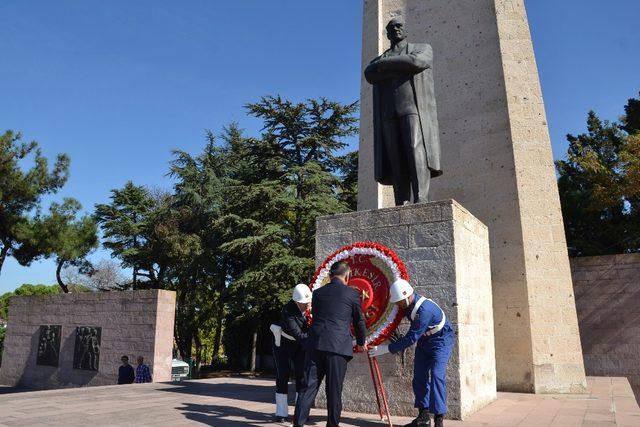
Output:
(292, 284), (312, 304)
(390, 279), (414, 303)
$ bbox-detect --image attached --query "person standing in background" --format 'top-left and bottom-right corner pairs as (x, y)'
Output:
(117, 355), (135, 384)
(134, 355), (152, 383)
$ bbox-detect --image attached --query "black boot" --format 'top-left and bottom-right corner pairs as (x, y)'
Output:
(434, 414), (444, 427)
(404, 409), (431, 427)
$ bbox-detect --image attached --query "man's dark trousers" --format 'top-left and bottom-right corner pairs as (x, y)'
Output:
(294, 349), (348, 427)
(273, 341), (305, 393)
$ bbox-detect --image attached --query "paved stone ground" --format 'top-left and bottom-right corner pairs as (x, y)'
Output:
(0, 376), (638, 426)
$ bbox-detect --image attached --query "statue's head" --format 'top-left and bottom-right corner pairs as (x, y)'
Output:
(386, 18), (406, 44)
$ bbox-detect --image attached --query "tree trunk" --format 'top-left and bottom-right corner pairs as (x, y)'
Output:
(250, 331), (258, 372)
(213, 298), (224, 356)
(0, 243), (9, 276)
(56, 260), (70, 293)
(213, 265), (227, 356)
(175, 288), (191, 358)
(194, 330), (202, 379)
(157, 264), (167, 289)
(179, 329), (192, 359)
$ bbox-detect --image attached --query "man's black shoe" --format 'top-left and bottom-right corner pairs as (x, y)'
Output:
(434, 414), (444, 427)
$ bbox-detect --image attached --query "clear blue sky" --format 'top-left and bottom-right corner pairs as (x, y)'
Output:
(1, 0), (639, 294)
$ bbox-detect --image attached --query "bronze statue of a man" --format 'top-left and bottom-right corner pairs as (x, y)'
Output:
(365, 18), (441, 206)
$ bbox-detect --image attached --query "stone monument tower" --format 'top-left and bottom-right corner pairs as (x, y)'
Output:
(357, 0), (586, 394)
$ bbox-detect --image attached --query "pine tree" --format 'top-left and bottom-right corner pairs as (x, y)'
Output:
(167, 133), (229, 361)
(556, 94), (640, 255)
(0, 130), (70, 275)
(336, 151), (359, 211)
(245, 96), (358, 257)
(20, 198), (98, 292)
(218, 97), (358, 367)
(92, 96), (359, 368)
(94, 182), (154, 287)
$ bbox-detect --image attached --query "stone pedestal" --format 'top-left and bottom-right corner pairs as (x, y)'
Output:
(315, 200), (496, 419)
(0, 290), (176, 389)
(358, 0), (586, 394)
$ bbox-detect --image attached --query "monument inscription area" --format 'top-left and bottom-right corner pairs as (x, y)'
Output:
(36, 325), (61, 367)
(73, 326), (101, 371)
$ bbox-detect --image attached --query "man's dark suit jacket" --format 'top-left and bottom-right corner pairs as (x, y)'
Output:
(307, 278), (367, 358)
(279, 299), (309, 350)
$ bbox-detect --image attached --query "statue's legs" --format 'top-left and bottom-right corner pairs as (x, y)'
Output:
(399, 114), (430, 203)
(382, 118), (411, 205)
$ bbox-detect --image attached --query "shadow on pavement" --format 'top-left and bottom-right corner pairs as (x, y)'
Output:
(0, 386), (36, 395)
(176, 402), (383, 426)
(177, 402), (273, 426)
(159, 380), (273, 403)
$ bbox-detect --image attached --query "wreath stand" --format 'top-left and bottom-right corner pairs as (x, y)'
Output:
(368, 354), (393, 426)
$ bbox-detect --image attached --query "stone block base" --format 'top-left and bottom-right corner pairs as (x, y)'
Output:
(314, 200), (496, 419)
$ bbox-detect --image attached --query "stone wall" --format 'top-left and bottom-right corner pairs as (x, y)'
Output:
(0, 290), (176, 389)
(358, 0), (586, 394)
(571, 254), (640, 403)
(315, 200), (496, 419)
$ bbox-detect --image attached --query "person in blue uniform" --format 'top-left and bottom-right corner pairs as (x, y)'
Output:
(269, 284), (312, 422)
(369, 279), (455, 427)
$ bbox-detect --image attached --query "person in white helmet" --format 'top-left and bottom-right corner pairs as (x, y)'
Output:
(369, 279), (455, 427)
(270, 284), (312, 423)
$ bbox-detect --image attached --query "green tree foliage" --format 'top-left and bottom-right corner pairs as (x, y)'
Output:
(94, 139), (228, 365)
(95, 182), (157, 288)
(20, 199), (98, 293)
(0, 131), (70, 275)
(95, 96), (358, 369)
(245, 96), (358, 256)
(166, 136), (229, 364)
(337, 151), (359, 211)
(556, 93), (640, 255)
(215, 98), (357, 368)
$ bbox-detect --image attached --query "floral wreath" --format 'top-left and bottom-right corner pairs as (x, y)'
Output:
(309, 242), (409, 351)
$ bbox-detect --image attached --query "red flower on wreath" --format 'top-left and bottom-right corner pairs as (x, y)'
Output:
(308, 242), (409, 351)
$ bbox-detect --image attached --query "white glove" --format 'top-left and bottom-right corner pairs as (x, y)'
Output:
(270, 324), (282, 347)
(368, 344), (390, 357)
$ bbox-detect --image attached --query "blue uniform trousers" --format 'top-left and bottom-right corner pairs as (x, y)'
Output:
(412, 333), (454, 415)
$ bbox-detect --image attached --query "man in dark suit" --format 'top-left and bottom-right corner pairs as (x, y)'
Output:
(293, 261), (368, 427)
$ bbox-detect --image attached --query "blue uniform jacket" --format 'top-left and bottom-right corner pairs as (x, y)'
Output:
(388, 293), (454, 354)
